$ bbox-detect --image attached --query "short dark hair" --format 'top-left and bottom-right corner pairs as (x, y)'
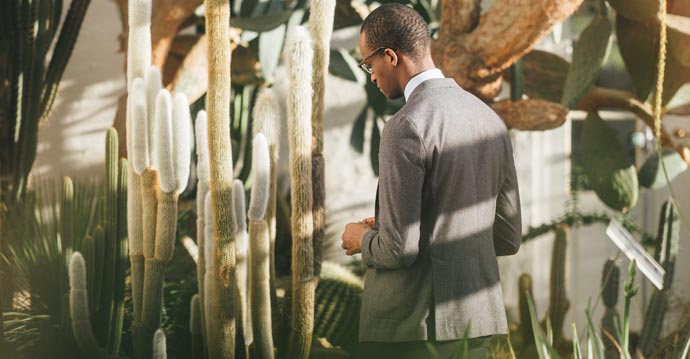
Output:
(360, 4), (431, 60)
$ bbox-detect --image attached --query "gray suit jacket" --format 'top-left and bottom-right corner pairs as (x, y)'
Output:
(360, 78), (522, 342)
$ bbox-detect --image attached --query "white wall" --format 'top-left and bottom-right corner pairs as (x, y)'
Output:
(33, 0), (126, 180)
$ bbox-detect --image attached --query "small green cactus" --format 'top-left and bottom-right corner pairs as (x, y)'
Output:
(517, 273), (535, 350)
(600, 258), (620, 358)
(639, 199), (679, 357)
(546, 227), (570, 348)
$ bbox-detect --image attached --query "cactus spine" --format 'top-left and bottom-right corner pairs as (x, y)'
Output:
(247, 134), (274, 359)
(600, 258), (620, 358)
(546, 226), (569, 348)
(286, 26), (316, 359)
(252, 89), (281, 332)
(308, 0), (335, 279)
(205, 0), (237, 355)
(233, 179), (252, 355)
(639, 199), (679, 357)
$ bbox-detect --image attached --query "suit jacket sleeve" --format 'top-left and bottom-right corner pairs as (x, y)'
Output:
(493, 136), (522, 256)
(361, 117), (426, 270)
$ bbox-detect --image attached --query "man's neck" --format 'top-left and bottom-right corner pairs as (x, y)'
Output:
(398, 56), (437, 92)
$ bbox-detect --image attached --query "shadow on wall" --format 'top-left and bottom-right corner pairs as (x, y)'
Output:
(33, 0), (126, 181)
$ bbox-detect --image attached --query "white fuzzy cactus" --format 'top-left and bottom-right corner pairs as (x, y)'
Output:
(130, 78), (149, 175)
(145, 66), (162, 159)
(252, 89), (281, 331)
(286, 25), (315, 359)
(152, 329), (167, 359)
(195, 111), (210, 184)
(232, 180), (252, 348)
(308, 0), (335, 281)
(68, 252), (118, 359)
(126, 0), (151, 89)
(248, 134), (270, 221)
(152, 90), (175, 192)
(172, 93), (192, 194)
(194, 110), (209, 352)
(203, 192), (220, 358)
(248, 133), (274, 359)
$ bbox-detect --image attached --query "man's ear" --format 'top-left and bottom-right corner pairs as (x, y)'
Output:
(385, 48), (398, 67)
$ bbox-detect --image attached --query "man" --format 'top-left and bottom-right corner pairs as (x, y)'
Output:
(340, 4), (522, 358)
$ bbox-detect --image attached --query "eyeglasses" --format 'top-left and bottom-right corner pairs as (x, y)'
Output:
(358, 47), (388, 74)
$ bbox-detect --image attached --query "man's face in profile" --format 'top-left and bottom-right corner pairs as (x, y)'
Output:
(358, 32), (403, 100)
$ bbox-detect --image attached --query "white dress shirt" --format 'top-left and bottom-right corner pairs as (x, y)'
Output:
(403, 68), (445, 101)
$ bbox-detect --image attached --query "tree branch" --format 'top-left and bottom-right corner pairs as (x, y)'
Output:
(434, 0), (583, 100)
(577, 86), (690, 163)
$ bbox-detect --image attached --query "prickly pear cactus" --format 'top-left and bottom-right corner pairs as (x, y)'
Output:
(581, 111), (638, 212)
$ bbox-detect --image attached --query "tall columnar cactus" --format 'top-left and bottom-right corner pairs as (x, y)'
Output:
(600, 258), (620, 358)
(232, 179), (252, 354)
(194, 110), (210, 352)
(247, 134), (274, 359)
(128, 76), (147, 330)
(517, 273), (535, 349)
(546, 226), (569, 348)
(139, 89), (192, 355)
(127, 62), (192, 358)
(203, 192), (221, 358)
(205, 0), (237, 356)
(639, 199), (679, 357)
(308, 0), (335, 279)
(286, 26), (316, 359)
(252, 89), (281, 328)
(125, 0), (152, 347)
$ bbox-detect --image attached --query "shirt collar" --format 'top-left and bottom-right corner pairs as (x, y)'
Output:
(403, 68), (445, 101)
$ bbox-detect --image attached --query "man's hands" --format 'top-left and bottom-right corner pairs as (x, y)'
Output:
(341, 217), (375, 256)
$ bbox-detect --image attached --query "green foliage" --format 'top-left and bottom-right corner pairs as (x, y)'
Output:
(2, 178), (100, 320)
(639, 199), (679, 357)
(580, 112), (638, 212)
(561, 16), (612, 108)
